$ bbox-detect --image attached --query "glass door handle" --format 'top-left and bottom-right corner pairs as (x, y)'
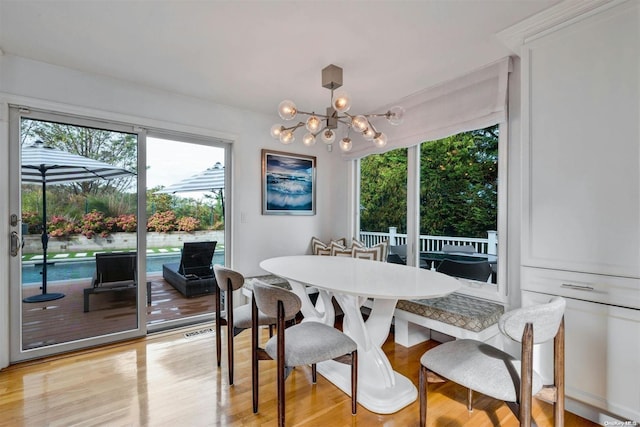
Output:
(10, 231), (20, 257)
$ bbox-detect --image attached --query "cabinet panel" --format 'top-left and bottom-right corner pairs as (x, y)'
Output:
(521, 0), (640, 277)
(522, 266), (640, 309)
(523, 291), (640, 422)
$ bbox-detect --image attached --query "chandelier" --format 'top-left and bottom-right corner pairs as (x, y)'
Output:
(270, 64), (405, 152)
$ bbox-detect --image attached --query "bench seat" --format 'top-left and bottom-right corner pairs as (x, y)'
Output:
(394, 292), (504, 346)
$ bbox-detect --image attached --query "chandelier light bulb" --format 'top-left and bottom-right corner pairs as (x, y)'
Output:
(362, 127), (375, 141)
(270, 124), (283, 139)
(279, 129), (295, 144)
(351, 115), (368, 133)
(278, 100), (297, 120)
(320, 128), (336, 144)
(373, 132), (388, 148)
(339, 137), (353, 152)
(332, 90), (351, 113)
(388, 105), (406, 126)
(306, 115), (322, 133)
(302, 132), (316, 146)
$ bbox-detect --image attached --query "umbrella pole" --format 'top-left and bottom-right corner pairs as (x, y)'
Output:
(23, 172), (64, 303)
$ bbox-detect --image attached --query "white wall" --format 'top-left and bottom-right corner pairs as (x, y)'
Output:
(0, 54), (348, 367)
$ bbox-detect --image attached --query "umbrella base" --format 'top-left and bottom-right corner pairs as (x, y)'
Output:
(23, 293), (65, 303)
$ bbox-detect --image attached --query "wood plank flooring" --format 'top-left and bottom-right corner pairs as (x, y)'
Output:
(0, 324), (598, 427)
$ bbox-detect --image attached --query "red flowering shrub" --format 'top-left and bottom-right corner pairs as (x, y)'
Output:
(116, 214), (137, 232)
(176, 216), (200, 232)
(22, 211), (42, 233)
(79, 210), (110, 238)
(48, 215), (78, 238)
(147, 211), (176, 232)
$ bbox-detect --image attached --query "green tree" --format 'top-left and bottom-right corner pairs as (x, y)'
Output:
(21, 118), (138, 222)
(360, 125), (498, 238)
(360, 148), (408, 232)
(420, 126), (498, 237)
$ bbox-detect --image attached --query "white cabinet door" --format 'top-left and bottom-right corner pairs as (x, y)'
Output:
(521, 0), (640, 278)
(523, 291), (640, 422)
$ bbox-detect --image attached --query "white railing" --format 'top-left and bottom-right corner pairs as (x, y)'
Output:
(359, 227), (497, 255)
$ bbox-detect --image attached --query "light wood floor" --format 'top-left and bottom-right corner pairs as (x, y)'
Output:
(0, 324), (598, 427)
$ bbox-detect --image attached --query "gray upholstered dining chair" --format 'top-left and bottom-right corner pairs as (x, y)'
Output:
(251, 280), (358, 427)
(419, 297), (566, 427)
(213, 265), (277, 385)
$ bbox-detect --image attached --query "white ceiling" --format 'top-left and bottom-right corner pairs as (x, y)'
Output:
(0, 1), (560, 117)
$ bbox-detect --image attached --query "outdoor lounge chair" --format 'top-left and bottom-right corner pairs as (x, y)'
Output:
(162, 241), (217, 297)
(84, 252), (149, 312)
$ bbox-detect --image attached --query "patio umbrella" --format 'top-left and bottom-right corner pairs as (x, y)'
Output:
(21, 140), (135, 303)
(155, 162), (225, 218)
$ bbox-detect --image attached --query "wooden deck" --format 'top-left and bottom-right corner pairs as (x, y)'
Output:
(21, 273), (214, 350)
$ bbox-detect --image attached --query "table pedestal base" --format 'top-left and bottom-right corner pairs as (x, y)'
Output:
(317, 360), (417, 414)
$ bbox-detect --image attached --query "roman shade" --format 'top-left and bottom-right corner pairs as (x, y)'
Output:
(343, 56), (512, 159)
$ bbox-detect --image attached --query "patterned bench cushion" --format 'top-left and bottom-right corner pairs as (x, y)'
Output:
(396, 293), (504, 332)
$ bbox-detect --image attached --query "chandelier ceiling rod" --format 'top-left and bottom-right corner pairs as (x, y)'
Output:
(270, 64), (405, 152)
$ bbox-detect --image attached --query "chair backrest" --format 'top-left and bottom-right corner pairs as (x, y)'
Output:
(387, 253), (405, 265)
(442, 244), (476, 253)
(389, 244), (407, 258)
(436, 258), (492, 281)
(95, 252), (136, 285)
(179, 241), (217, 277)
(213, 265), (244, 292)
(499, 297), (566, 344)
(252, 280), (301, 319)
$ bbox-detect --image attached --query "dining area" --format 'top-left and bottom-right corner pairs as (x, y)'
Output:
(202, 244), (574, 427)
(0, 248), (593, 427)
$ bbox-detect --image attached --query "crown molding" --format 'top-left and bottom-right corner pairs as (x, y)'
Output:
(496, 0), (626, 54)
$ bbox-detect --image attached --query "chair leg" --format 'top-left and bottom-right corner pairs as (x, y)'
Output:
(226, 288), (234, 385)
(419, 365), (427, 427)
(520, 323), (534, 427)
(351, 350), (358, 415)
(312, 364), (317, 383)
(215, 287), (222, 368)
(467, 388), (473, 412)
(252, 297), (259, 413)
(554, 317), (565, 426)
(277, 301), (286, 427)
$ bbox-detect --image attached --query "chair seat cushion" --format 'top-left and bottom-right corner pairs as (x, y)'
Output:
(265, 322), (357, 366)
(421, 339), (543, 402)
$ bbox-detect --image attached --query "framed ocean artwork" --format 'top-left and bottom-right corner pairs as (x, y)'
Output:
(261, 149), (316, 215)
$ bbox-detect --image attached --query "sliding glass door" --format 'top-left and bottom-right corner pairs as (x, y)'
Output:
(9, 107), (145, 361)
(145, 134), (227, 331)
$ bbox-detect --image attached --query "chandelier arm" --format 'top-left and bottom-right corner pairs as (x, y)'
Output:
(296, 110), (331, 119)
(363, 112), (391, 119)
(283, 122), (306, 132)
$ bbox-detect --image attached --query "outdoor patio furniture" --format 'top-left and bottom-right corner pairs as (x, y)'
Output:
(442, 244), (476, 253)
(84, 252), (148, 312)
(436, 258), (492, 282)
(162, 241), (217, 297)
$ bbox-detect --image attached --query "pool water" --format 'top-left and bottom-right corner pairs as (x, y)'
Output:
(22, 252), (225, 284)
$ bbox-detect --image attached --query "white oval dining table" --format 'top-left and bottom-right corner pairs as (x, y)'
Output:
(259, 255), (461, 414)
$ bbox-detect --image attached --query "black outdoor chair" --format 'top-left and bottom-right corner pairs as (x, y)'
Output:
(84, 252), (149, 312)
(162, 241), (217, 297)
(436, 258), (492, 282)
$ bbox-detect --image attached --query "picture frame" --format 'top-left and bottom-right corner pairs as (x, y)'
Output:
(261, 149), (316, 215)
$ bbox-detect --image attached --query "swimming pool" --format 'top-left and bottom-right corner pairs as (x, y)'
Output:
(22, 252), (225, 284)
